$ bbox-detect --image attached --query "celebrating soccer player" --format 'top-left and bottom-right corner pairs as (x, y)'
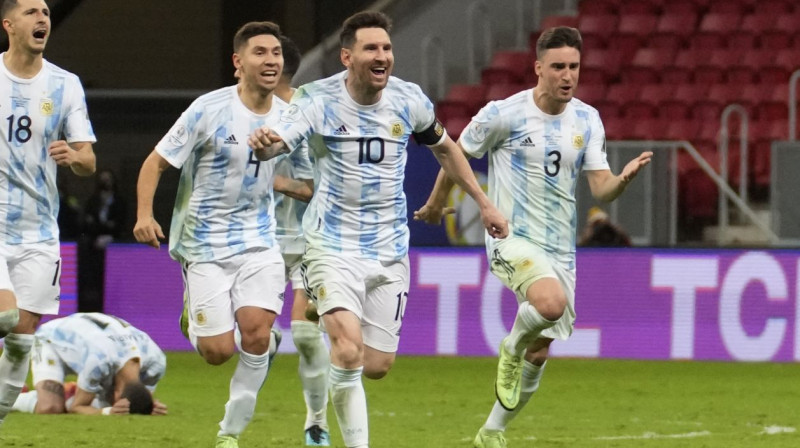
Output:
(416, 27), (653, 448)
(0, 0), (96, 428)
(247, 11), (508, 448)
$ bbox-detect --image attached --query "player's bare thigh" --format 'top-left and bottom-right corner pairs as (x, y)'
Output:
(34, 380), (66, 414)
(322, 308), (364, 369)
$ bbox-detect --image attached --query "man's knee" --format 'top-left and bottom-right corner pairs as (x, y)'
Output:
(0, 308), (19, 337)
(197, 340), (236, 365)
(238, 325), (270, 355)
(363, 357), (394, 380)
(329, 336), (363, 367)
(529, 291), (567, 321)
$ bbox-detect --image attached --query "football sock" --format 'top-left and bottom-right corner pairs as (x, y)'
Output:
(329, 364), (368, 448)
(484, 360), (546, 431)
(506, 302), (557, 355)
(0, 333), (34, 425)
(0, 309), (19, 337)
(217, 348), (269, 437)
(291, 320), (329, 430)
(11, 390), (37, 413)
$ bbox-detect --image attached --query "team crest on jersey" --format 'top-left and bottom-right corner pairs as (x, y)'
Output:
(282, 104), (300, 123)
(469, 122), (486, 143)
(390, 121), (404, 138)
(195, 311), (207, 325)
(316, 285), (327, 301)
(572, 135), (584, 149)
(39, 98), (54, 116)
(434, 121), (444, 137)
(169, 125), (188, 147)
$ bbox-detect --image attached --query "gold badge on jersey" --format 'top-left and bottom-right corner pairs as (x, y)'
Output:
(434, 121), (444, 137)
(195, 311), (207, 325)
(317, 286), (327, 301)
(391, 121), (404, 138)
(40, 98), (54, 116)
(572, 135), (584, 149)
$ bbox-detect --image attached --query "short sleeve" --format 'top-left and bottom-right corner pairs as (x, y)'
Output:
(275, 86), (317, 154)
(62, 77), (96, 144)
(459, 102), (507, 159)
(407, 83), (437, 133)
(155, 99), (209, 169)
(77, 357), (110, 395)
(582, 109), (610, 171)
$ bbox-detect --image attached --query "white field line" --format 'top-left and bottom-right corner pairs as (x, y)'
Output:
(759, 426), (797, 435)
(595, 431), (712, 440)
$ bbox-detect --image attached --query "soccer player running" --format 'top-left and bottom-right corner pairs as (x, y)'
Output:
(134, 22), (302, 448)
(12, 313), (167, 416)
(248, 11), (508, 448)
(416, 27), (652, 448)
(273, 35), (331, 447)
(0, 0), (96, 428)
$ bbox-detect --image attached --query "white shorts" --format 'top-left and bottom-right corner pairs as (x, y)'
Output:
(281, 252), (304, 290)
(0, 241), (61, 315)
(302, 250), (410, 352)
(489, 237), (576, 340)
(30, 337), (70, 385)
(182, 246), (285, 338)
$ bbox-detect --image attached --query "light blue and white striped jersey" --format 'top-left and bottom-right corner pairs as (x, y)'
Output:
(36, 313), (166, 398)
(0, 56), (96, 244)
(276, 71), (439, 261)
(274, 151), (313, 255)
(157, 87), (306, 263)
(460, 89), (609, 269)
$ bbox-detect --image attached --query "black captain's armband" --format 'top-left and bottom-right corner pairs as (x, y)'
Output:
(413, 119), (447, 146)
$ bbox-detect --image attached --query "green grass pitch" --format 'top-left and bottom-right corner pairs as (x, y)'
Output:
(1, 353), (798, 447)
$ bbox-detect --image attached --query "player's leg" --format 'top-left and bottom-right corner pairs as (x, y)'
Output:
(217, 247), (284, 443)
(475, 338), (552, 447)
(0, 243), (58, 426)
(290, 275), (330, 446)
(11, 337), (67, 414)
(490, 240), (565, 410)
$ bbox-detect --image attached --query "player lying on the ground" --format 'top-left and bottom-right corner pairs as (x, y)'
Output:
(12, 313), (167, 415)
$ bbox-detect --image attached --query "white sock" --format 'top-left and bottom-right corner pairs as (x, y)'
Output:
(291, 320), (329, 430)
(0, 333), (34, 425)
(484, 361), (546, 431)
(11, 390), (37, 413)
(506, 303), (557, 354)
(329, 364), (368, 448)
(217, 349), (270, 437)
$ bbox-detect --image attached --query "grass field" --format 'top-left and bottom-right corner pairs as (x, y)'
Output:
(1, 353), (798, 447)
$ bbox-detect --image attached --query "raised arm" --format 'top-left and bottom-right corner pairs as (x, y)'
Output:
(585, 151), (653, 202)
(133, 150), (172, 248)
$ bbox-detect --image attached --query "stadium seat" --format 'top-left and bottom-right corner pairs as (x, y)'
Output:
(754, 102), (788, 121)
(443, 117), (470, 140)
(699, 13), (742, 33)
(692, 100), (724, 122)
(606, 83), (641, 105)
(482, 51), (531, 85)
(618, 14), (659, 38)
(580, 34), (607, 53)
(775, 49), (800, 71)
(646, 33), (684, 53)
(629, 48), (677, 70)
(726, 31), (757, 51)
(579, 68), (611, 85)
(759, 31), (792, 50)
(675, 84), (707, 104)
(435, 100), (471, 123)
(775, 14), (800, 33)
(602, 118), (631, 139)
(638, 84), (674, 106)
(693, 67), (726, 86)
(577, 14), (619, 42)
(485, 84), (526, 102)
(751, 139), (772, 189)
(581, 49), (624, 79)
(579, 0), (618, 15)
(664, 119), (700, 140)
(726, 67), (757, 84)
(443, 84), (487, 115)
(540, 15), (579, 31)
(575, 84), (606, 105)
(759, 66), (791, 84)
(702, 49), (740, 70)
(621, 101), (658, 120)
(673, 48), (714, 70)
(659, 100), (692, 120)
(708, 1), (749, 15)
(760, 0), (794, 14)
(659, 67), (693, 84)
(661, 0), (699, 15)
(630, 118), (662, 139)
(619, 1), (660, 14)
(656, 13), (699, 39)
(740, 14), (774, 33)
(593, 99), (622, 120)
(688, 33), (726, 51)
(740, 83), (770, 105)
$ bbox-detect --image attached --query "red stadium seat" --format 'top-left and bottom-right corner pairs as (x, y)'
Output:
(629, 48), (677, 70)
(579, 0), (618, 15)
(577, 14), (619, 42)
(740, 83), (770, 105)
(660, 67), (693, 84)
(481, 67), (519, 85)
(759, 67), (791, 84)
(693, 67), (725, 86)
(639, 84), (674, 106)
(619, 1), (660, 14)
(708, 1), (749, 15)
(708, 84), (742, 105)
(702, 49), (740, 70)
(618, 14), (659, 38)
(540, 15), (579, 31)
(768, 84), (791, 102)
(602, 118), (630, 140)
(581, 49), (624, 79)
(659, 100), (692, 120)
(647, 34), (684, 53)
(444, 84), (487, 115)
(662, 0), (699, 15)
(621, 101), (658, 119)
(656, 13), (699, 39)
(760, 31), (792, 50)
(606, 83), (642, 104)
(630, 119), (662, 139)
(486, 51), (531, 82)
(699, 13), (742, 33)
(593, 99), (622, 120)
(755, 102), (788, 121)
(579, 68), (611, 85)
(580, 34), (607, 53)
(726, 31), (757, 51)
(665, 119), (700, 140)
(760, 0), (794, 15)
(674, 48), (714, 70)
(485, 84), (526, 102)
(675, 84), (707, 103)
(775, 14), (800, 33)
(575, 84), (606, 105)
(443, 117), (470, 140)
(435, 100), (471, 123)
(751, 139), (772, 188)
(689, 32), (726, 50)
(726, 67), (757, 84)
(692, 100), (724, 122)
(775, 49), (800, 71)
(740, 14), (774, 33)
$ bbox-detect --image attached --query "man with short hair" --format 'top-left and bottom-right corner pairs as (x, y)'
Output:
(11, 313), (167, 416)
(272, 34), (331, 447)
(134, 21), (302, 448)
(248, 11), (508, 448)
(0, 0), (96, 428)
(416, 27), (652, 448)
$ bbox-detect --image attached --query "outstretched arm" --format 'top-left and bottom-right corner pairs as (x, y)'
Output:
(133, 150), (172, 248)
(274, 176), (314, 202)
(413, 167), (456, 225)
(428, 136), (507, 238)
(586, 151), (653, 202)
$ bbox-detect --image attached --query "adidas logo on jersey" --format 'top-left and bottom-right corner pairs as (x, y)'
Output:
(224, 134), (239, 145)
(333, 125), (349, 136)
(520, 136), (535, 147)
